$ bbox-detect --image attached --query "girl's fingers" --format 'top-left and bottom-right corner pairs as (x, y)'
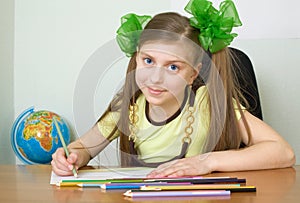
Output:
(51, 159), (73, 176)
(147, 156), (206, 178)
(51, 148), (78, 176)
(147, 160), (182, 177)
(67, 152), (78, 165)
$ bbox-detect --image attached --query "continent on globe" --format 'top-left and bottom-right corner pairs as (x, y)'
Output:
(23, 111), (60, 152)
(11, 107), (70, 164)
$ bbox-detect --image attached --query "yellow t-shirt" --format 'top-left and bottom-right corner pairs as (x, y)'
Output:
(97, 86), (243, 163)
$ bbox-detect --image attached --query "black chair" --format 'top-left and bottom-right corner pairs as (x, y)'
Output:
(229, 47), (263, 120)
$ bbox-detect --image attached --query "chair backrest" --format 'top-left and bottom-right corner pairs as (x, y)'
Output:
(229, 47), (263, 120)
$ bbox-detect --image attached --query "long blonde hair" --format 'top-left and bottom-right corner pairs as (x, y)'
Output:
(100, 12), (252, 166)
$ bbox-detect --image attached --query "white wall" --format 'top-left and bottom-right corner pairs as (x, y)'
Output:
(13, 0), (171, 165)
(0, 0), (15, 164)
(6, 0), (300, 165)
(172, 0), (300, 39)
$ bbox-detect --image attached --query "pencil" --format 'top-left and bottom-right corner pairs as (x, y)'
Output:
(61, 179), (144, 183)
(77, 183), (103, 188)
(53, 117), (78, 178)
(123, 190), (231, 197)
(100, 182), (191, 190)
(144, 177), (246, 184)
(56, 182), (81, 187)
(140, 185), (256, 192)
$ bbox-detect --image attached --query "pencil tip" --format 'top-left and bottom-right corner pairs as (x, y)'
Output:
(123, 190), (132, 197)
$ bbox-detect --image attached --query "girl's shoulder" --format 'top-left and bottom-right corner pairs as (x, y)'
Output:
(194, 86), (209, 105)
(195, 85), (207, 96)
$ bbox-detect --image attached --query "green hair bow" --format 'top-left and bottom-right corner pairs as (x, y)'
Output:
(116, 13), (152, 57)
(185, 0), (242, 53)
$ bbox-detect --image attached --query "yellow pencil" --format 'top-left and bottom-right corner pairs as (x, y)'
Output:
(53, 117), (78, 178)
(56, 182), (80, 187)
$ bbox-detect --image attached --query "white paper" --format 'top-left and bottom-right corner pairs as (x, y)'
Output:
(50, 167), (154, 185)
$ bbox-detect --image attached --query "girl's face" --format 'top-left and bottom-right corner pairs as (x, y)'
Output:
(135, 42), (199, 110)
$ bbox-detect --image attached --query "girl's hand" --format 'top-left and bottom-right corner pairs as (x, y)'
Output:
(147, 153), (214, 178)
(51, 148), (79, 176)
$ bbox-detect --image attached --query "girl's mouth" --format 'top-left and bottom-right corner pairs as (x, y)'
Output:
(147, 87), (165, 95)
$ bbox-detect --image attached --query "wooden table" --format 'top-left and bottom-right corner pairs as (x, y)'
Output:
(0, 165), (299, 202)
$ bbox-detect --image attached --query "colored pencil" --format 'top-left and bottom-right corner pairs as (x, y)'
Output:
(57, 180), (156, 187)
(58, 181), (190, 188)
(53, 117), (78, 178)
(144, 176), (229, 182)
(61, 179), (144, 183)
(56, 182), (80, 187)
(77, 183), (102, 188)
(145, 177), (246, 184)
(100, 182), (192, 190)
(123, 190), (231, 197)
(140, 185), (256, 192)
(61, 177), (246, 184)
(59, 176), (245, 185)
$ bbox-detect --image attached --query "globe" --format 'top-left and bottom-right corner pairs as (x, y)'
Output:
(11, 107), (70, 164)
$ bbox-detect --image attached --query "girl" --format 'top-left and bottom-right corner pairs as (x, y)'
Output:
(51, 0), (295, 177)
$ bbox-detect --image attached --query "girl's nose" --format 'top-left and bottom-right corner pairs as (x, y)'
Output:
(150, 66), (164, 84)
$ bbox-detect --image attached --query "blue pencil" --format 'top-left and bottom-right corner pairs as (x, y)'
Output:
(103, 184), (146, 190)
(77, 183), (143, 189)
(103, 182), (192, 190)
(78, 182), (191, 189)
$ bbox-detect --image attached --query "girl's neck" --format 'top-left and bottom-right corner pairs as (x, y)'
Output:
(146, 87), (189, 124)
(148, 102), (180, 122)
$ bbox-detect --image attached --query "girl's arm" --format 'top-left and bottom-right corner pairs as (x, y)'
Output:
(208, 111), (295, 172)
(72, 124), (111, 166)
(147, 111), (295, 177)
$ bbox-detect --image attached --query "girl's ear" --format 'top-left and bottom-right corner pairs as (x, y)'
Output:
(195, 62), (202, 74)
(189, 63), (201, 85)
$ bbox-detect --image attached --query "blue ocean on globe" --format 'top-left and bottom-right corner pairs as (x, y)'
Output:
(11, 107), (70, 164)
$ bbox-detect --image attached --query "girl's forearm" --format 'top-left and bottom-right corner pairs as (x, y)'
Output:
(67, 125), (111, 168)
(208, 141), (295, 172)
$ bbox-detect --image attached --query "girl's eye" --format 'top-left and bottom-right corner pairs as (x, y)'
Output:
(143, 58), (153, 65)
(168, 64), (178, 72)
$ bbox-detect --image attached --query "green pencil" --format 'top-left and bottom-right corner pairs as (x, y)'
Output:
(53, 117), (78, 178)
(61, 179), (145, 183)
